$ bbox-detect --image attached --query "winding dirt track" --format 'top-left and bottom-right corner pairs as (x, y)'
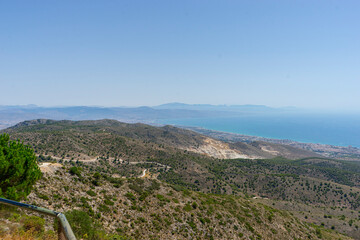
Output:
(139, 169), (147, 178)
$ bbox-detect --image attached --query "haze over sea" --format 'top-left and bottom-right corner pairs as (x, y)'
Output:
(160, 113), (360, 148)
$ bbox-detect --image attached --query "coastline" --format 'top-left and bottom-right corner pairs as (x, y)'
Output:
(177, 125), (360, 161)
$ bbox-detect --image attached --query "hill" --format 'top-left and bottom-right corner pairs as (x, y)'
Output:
(2, 119), (360, 238)
(3, 119), (318, 161)
(0, 104), (257, 130)
(1, 159), (350, 240)
(0, 103), (299, 130)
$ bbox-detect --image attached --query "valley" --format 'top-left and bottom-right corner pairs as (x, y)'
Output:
(1, 119), (359, 239)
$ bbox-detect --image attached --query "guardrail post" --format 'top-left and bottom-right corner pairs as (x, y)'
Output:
(58, 218), (67, 240)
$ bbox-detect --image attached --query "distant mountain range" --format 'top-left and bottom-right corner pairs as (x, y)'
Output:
(0, 103), (296, 129)
(154, 102), (299, 112)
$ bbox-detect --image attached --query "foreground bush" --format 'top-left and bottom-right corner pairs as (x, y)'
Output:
(0, 134), (41, 201)
(65, 209), (104, 240)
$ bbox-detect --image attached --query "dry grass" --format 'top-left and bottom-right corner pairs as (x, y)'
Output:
(0, 228), (57, 240)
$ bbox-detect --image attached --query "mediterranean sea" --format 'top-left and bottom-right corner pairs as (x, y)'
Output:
(159, 113), (360, 148)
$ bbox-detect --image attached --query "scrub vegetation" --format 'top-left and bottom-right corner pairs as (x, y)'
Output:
(1, 120), (359, 239)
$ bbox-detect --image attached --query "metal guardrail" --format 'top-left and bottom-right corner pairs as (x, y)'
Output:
(0, 197), (76, 240)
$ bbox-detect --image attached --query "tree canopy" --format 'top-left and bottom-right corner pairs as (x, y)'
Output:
(0, 134), (41, 201)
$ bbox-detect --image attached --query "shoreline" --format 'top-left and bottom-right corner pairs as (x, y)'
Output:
(175, 125), (360, 161)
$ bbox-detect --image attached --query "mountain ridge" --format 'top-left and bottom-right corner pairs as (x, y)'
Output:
(4, 119), (319, 161)
(0, 103), (296, 130)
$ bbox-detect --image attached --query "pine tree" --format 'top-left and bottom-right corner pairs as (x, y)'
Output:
(0, 134), (41, 201)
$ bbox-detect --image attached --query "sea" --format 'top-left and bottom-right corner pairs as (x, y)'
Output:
(158, 113), (360, 148)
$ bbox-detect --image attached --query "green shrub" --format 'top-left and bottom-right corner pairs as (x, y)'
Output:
(87, 190), (97, 197)
(104, 199), (114, 206)
(138, 192), (149, 201)
(245, 222), (255, 232)
(183, 203), (192, 212)
(187, 221), (197, 231)
(156, 194), (167, 201)
(129, 183), (143, 194)
(93, 172), (101, 179)
(92, 179), (101, 186)
(9, 212), (21, 222)
(0, 134), (42, 200)
(99, 204), (111, 213)
(69, 167), (81, 177)
(125, 192), (136, 202)
(38, 193), (50, 201)
(66, 209), (103, 240)
(22, 215), (45, 233)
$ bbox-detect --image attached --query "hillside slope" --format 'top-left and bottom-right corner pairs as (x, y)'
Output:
(4, 159), (347, 240)
(3, 119), (319, 160)
(2, 119), (360, 238)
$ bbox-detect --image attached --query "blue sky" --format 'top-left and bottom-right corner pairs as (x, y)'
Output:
(0, 0), (359, 110)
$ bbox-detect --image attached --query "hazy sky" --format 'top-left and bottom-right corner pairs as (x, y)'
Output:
(0, 1), (359, 110)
